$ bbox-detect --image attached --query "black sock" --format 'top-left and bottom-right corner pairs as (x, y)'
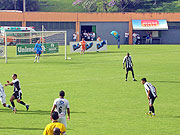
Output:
(149, 106), (152, 112)
(151, 106), (155, 113)
(132, 71), (135, 78)
(11, 101), (15, 107)
(19, 101), (26, 106)
(126, 73), (128, 79)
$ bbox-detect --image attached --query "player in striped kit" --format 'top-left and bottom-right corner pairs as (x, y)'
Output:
(5, 74), (29, 113)
(0, 83), (14, 111)
(141, 78), (157, 117)
(123, 53), (137, 81)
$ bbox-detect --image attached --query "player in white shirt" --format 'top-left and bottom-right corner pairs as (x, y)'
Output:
(73, 32), (77, 42)
(141, 78), (157, 117)
(51, 90), (70, 128)
(132, 32), (137, 45)
(124, 32), (129, 44)
(0, 83), (13, 111)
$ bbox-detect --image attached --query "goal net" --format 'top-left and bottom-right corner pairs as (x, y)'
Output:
(2, 31), (67, 63)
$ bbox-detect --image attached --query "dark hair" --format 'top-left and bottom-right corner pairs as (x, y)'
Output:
(59, 90), (65, 97)
(53, 128), (61, 135)
(141, 78), (147, 82)
(127, 53), (130, 55)
(51, 111), (59, 120)
(13, 74), (17, 78)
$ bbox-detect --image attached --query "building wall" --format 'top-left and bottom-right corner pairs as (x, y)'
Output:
(161, 22), (180, 44)
(0, 12), (180, 44)
(80, 22), (129, 45)
(161, 30), (180, 44)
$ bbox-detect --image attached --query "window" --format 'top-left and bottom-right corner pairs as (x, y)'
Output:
(0, 21), (22, 26)
(26, 22), (76, 31)
(168, 22), (180, 29)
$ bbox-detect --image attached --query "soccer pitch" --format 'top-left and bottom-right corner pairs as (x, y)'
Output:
(0, 45), (180, 135)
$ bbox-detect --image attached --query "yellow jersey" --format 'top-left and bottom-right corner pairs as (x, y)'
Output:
(43, 122), (66, 135)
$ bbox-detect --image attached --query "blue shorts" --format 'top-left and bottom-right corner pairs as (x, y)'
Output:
(36, 50), (42, 55)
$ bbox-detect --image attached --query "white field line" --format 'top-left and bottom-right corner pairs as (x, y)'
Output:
(22, 72), (179, 86)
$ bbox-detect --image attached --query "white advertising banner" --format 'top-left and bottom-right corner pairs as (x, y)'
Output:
(0, 46), (4, 56)
(70, 40), (107, 53)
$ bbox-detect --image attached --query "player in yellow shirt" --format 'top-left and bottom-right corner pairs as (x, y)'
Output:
(43, 111), (66, 135)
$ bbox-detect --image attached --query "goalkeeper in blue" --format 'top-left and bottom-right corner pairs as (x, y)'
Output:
(34, 40), (42, 63)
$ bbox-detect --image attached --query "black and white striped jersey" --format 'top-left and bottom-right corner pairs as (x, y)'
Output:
(144, 82), (157, 98)
(12, 79), (21, 93)
(123, 56), (133, 68)
(0, 83), (5, 96)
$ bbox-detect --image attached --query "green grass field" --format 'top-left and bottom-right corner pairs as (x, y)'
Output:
(0, 45), (180, 135)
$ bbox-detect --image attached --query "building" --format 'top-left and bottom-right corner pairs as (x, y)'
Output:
(0, 12), (180, 45)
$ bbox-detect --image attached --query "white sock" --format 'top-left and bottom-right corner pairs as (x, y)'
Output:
(34, 56), (37, 62)
(37, 56), (40, 62)
(6, 104), (13, 110)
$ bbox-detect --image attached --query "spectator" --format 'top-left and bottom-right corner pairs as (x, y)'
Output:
(81, 31), (97, 41)
(149, 33), (152, 44)
(118, 35), (120, 49)
(97, 36), (101, 41)
(83, 30), (87, 41)
(81, 31), (84, 40)
(91, 32), (95, 41)
(133, 32), (137, 45)
(87, 32), (91, 41)
(136, 34), (141, 45)
(72, 32), (77, 42)
(43, 111), (66, 135)
(124, 32), (129, 44)
(146, 33), (150, 44)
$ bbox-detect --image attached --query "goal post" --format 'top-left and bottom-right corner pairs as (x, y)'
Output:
(5, 32), (7, 63)
(65, 31), (67, 60)
(3, 30), (68, 63)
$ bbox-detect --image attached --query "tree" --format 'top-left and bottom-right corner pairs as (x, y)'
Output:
(0, 0), (40, 11)
(0, 0), (14, 10)
(16, 0), (40, 11)
(73, 0), (179, 12)
(73, 0), (97, 12)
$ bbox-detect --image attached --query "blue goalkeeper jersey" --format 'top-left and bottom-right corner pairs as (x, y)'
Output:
(34, 43), (42, 52)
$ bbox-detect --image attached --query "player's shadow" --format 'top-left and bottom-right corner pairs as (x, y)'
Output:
(172, 116), (180, 118)
(0, 108), (14, 113)
(0, 127), (44, 131)
(71, 111), (86, 114)
(17, 110), (87, 115)
(162, 115), (180, 119)
(8, 54), (63, 59)
(150, 81), (180, 84)
(16, 110), (50, 115)
(84, 50), (126, 55)
(0, 109), (86, 115)
(40, 54), (64, 57)
(98, 51), (127, 54)
(0, 109), (50, 115)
